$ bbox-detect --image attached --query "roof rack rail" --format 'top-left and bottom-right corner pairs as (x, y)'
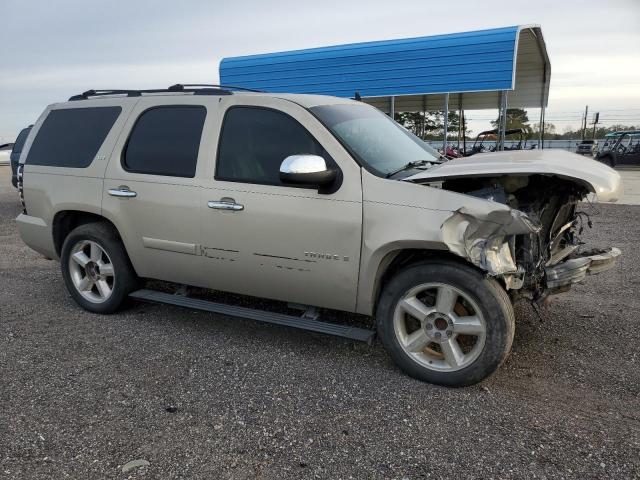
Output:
(168, 83), (264, 93)
(68, 84), (247, 101)
(69, 89), (142, 101)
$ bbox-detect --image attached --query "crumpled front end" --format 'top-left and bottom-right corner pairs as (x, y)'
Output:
(441, 206), (540, 289)
(435, 174), (621, 300)
(544, 247), (621, 290)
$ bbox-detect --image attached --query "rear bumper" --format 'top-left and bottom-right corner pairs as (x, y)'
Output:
(16, 214), (57, 260)
(545, 247), (621, 289)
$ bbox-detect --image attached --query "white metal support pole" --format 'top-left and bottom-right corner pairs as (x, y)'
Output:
(538, 60), (548, 150)
(443, 93), (449, 153)
(539, 106), (546, 149)
(457, 93), (462, 149)
(460, 93), (466, 155)
(538, 106), (544, 148)
(390, 96), (395, 120)
(498, 92), (504, 150)
(420, 95), (427, 140)
(499, 91), (508, 151)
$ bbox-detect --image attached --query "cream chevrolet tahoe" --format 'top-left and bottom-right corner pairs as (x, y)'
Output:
(16, 85), (622, 386)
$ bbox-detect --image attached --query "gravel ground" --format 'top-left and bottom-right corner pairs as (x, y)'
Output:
(0, 166), (639, 479)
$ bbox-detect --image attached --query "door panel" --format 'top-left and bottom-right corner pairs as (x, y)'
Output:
(104, 179), (203, 285)
(201, 183), (361, 311)
(102, 97), (218, 287)
(199, 96), (363, 312)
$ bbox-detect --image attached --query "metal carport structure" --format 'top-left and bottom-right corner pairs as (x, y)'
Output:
(220, 25), (551, 150)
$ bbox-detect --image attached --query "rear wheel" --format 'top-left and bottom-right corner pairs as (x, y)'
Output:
(61, 222), (139, 313)
(376, 260), (515, 387)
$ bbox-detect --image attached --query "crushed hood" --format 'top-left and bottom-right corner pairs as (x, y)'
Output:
(406, 150), (623, 202)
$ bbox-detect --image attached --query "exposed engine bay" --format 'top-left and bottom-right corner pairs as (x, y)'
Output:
(432, 174), (620, 301)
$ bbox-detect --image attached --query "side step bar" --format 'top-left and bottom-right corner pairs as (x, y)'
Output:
(129, 289), (375, 344)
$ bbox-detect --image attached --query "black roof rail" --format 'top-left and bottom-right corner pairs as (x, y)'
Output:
(168, 83), (264, 93)
(69, 89), (142, 101)
(68, 85), (241, 101)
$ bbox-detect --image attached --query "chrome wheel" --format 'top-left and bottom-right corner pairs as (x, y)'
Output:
(393, 282), (486, 372)
(68, 240), (115, 303)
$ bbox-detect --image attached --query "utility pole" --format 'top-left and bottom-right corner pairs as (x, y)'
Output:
(592, 112), (599, 139)
(582, 105), (589, 140)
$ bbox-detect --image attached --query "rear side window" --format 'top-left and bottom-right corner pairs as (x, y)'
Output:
(216, 107), (327, 185)
(123, 106), (206, 178)
(27, 107), (121, 168)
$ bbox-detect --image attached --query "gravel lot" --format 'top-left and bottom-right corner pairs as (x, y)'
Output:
(1, 166), (639, 479)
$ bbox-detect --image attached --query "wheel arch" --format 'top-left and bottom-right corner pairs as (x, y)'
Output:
(357, 245), (487, 317)
(52, 210), (133, 271)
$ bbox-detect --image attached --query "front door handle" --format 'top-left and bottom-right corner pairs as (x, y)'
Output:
(207, 198), (244, 211)
(108, 186), (137, 198)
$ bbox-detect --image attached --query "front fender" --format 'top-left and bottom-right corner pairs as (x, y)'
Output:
(356, 170), (533, 315)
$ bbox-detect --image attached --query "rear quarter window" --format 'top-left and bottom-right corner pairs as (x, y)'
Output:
(26, 107), (121, 168)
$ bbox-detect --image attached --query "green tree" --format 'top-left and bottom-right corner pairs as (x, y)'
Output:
(396, 110), (471, 140)
(491, 108), (531, 132)
(553, 124), (639, 140)
(394, 112), (423, 136)
(531, 122), (556, 136)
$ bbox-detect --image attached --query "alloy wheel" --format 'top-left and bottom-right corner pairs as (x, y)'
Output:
(68, 240), (115, 303)
(393, 282), (487, 372)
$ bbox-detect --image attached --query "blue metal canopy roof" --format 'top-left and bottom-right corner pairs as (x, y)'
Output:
(219, 25), (550, 110)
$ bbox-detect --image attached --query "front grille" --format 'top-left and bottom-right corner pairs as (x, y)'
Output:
(17, 164), (26, 214)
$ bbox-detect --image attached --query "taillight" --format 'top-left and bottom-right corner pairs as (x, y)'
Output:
(17, 164), (27, 214)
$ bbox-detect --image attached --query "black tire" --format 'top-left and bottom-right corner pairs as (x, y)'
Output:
(376, 260), (515, 387)
(599, 154), (615, 167)
(60, 222), (139, 314)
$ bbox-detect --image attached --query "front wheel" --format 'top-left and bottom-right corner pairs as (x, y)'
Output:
(60, 222), (139, 314)
(376, 260), (515, 387)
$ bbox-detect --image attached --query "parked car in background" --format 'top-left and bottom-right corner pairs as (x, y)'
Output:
(10, 125), (33, 187)
(0, 143), (13, 165)
(15, 85), (622, 387)
(575, 139), (596, 155)
(595, 130), (640, 167)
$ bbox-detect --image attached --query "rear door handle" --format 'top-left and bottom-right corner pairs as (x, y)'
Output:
(108, 187), (137, 198)
(207, 198), (244, 211)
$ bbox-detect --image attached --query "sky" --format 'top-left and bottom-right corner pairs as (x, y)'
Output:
(2, 0), (640, 143)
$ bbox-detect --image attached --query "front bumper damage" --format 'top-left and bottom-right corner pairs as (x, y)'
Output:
(545, 247), (621, 289)
(441, 205), (621, 295)
(441, 206), (541, 289)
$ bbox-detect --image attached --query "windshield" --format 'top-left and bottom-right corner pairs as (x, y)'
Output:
(310, 104), (440, 177)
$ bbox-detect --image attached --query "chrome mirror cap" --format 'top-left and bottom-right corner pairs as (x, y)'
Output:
(279, 155), (337, 186)
(280, 155), (327, 174)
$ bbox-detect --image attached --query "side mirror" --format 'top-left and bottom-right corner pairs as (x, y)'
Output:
(279, 154), (337, 186)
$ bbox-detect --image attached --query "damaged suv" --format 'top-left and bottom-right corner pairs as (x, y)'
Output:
(16, 87), (622, 386)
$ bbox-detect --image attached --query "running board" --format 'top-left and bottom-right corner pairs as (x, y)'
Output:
(129, 289), (375, 344)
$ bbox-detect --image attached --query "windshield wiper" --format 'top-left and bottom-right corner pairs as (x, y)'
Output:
(385, 160), (432, 178)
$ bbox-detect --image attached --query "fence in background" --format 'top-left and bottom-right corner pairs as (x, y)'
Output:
(425, 139), (606, 152)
